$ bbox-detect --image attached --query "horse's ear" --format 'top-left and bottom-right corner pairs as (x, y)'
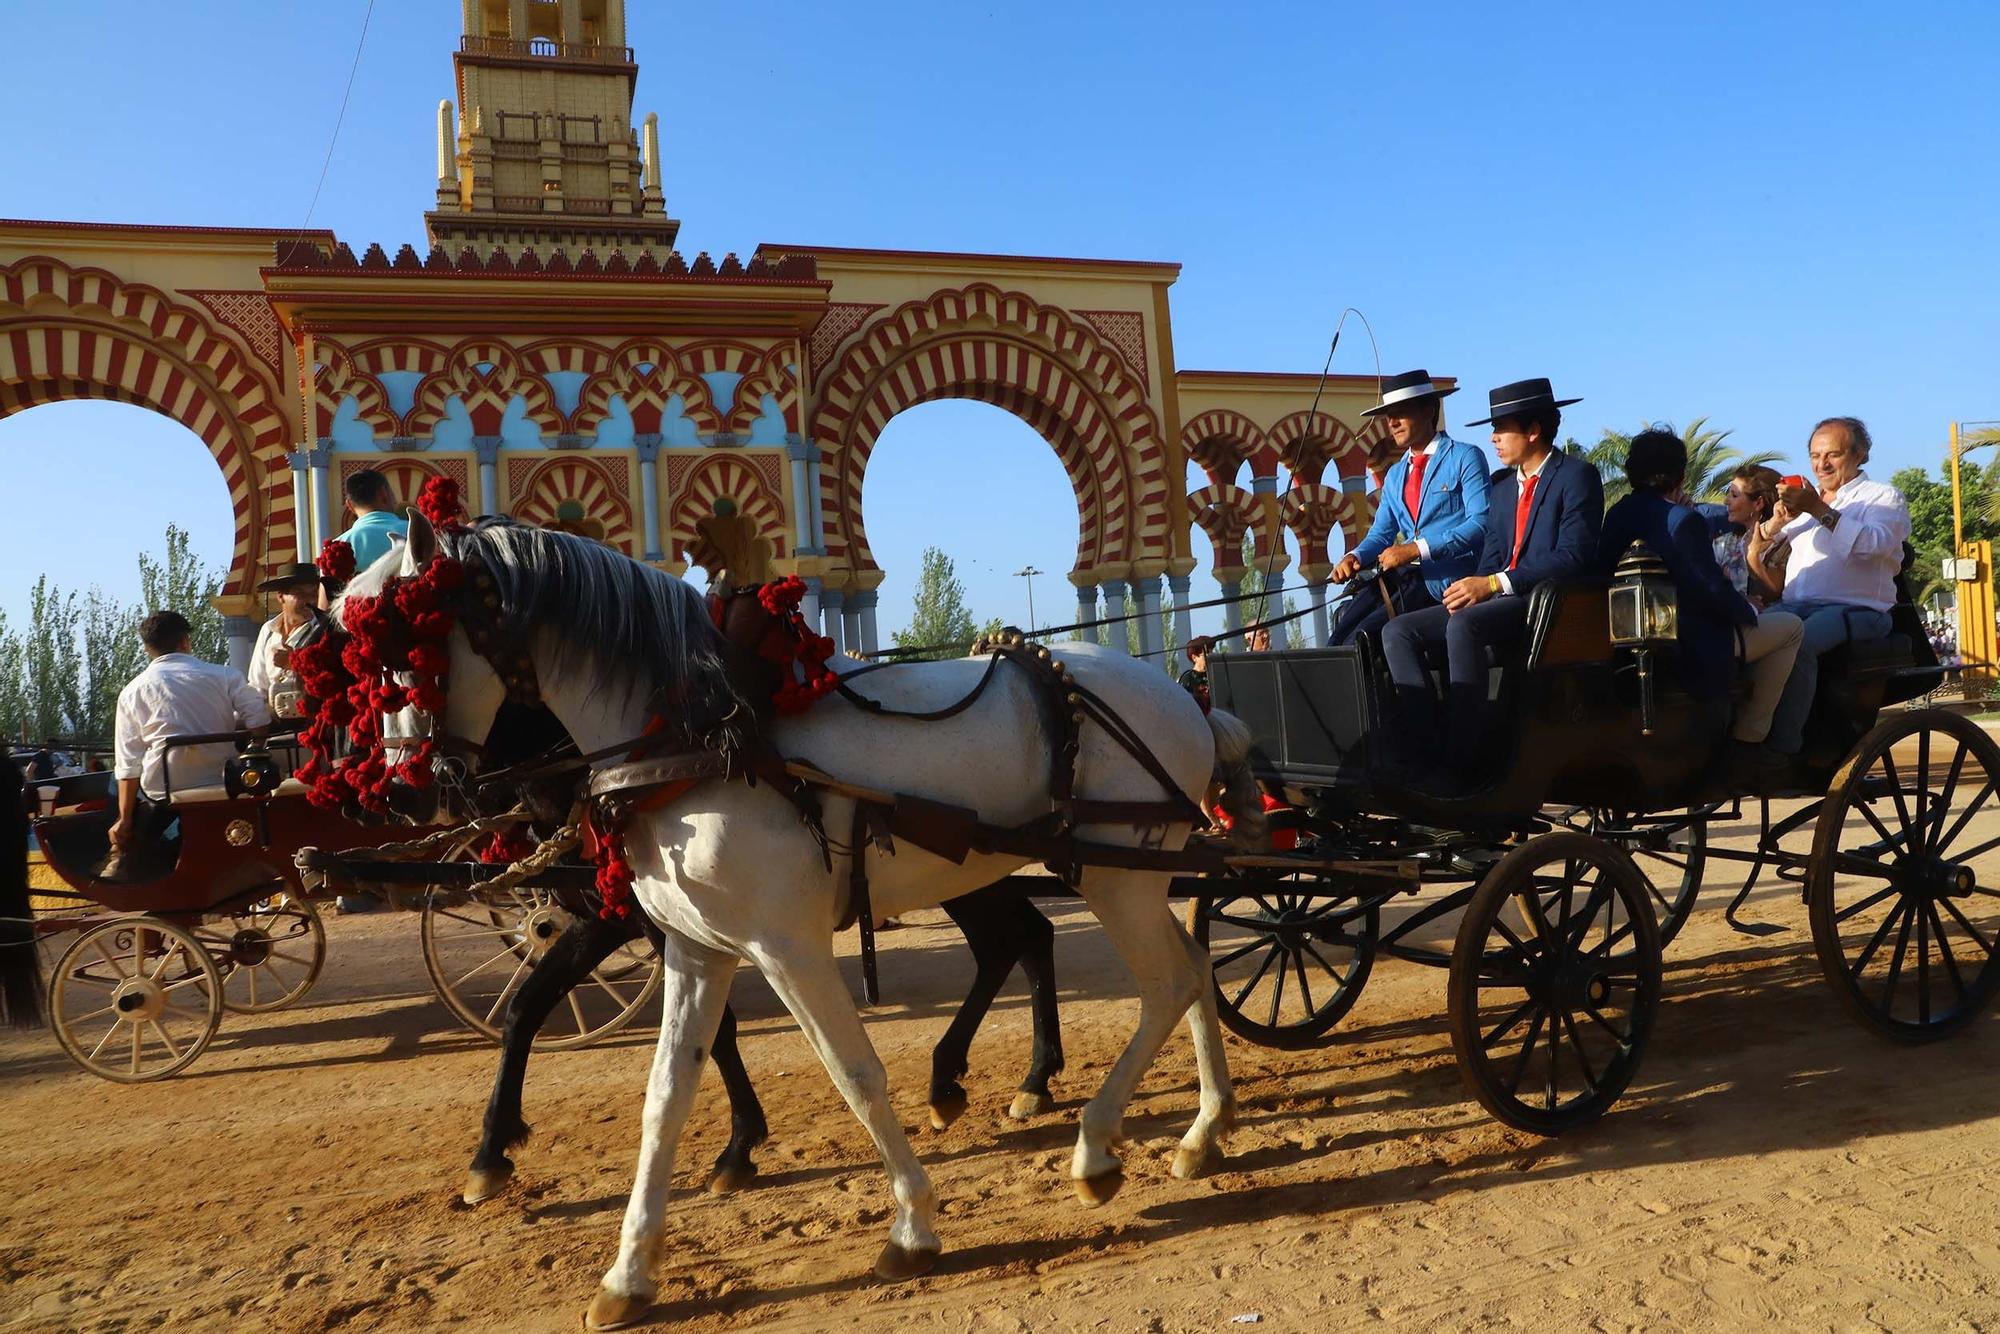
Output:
(405, 509), (437, 568)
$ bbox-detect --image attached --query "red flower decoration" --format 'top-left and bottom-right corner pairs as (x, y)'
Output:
(316, 539), (356, 584)
(417, 476), (466, 530)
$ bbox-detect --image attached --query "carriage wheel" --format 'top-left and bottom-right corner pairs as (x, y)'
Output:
(195, 893), (327, 1014)
(49, 916), (223, 1083)
(1584, 809), (1707, 949)
(1446, 832), (1662, 1135)
(1192, 879), (1378, 1049)
(1808, 709), (2000, 1042)
(420, 888), (663, 1050)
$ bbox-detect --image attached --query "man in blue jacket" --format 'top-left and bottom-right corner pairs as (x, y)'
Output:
(1600, 429), (1803, 776)
(1330, 370), (1492, 644)
(1380, 378), (1602, 780)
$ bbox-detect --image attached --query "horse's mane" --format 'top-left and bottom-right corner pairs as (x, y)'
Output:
(442, 519), (753, 741)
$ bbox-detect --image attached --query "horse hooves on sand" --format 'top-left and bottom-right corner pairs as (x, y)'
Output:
(461, 1163), (514, 1205)
(584, 1287), (652, 1331)
(873, 1240), (941, 1282)
(706, 1160), (757, 1196)
(1008, 1090), (1053, 1120)
(1072, 1166), (1125, 1207)
(1170, 1143), (1218, 1180)
(927, 1090), (969, 1131)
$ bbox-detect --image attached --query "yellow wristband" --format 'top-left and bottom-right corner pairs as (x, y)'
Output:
(1488, 575), (1501, 595)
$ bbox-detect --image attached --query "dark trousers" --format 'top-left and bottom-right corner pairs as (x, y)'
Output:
(1379, 597), (1530, 774)
(1329, 568), (1439, 646)
(103, 797), (180, 882)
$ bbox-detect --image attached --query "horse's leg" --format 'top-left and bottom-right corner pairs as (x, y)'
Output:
(1069, 870), (1231, 1205)
(1168, 908), (1236, 1180)
(930, 883), (1026, 1129)
(1008, 892), (1065, 1120)
(587, 928), (738, 1332)
(754, 938), (941, 1280)
(705, 1003), (769, 1194)
(465, 911), (636, 1204)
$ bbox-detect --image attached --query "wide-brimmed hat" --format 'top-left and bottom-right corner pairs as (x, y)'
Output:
(1360, 369), (1458, 419)
(1465, 377), (1583, 427)
(256, 562), (323, 592)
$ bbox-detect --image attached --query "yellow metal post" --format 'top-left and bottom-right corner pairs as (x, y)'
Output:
(1950, 421), (1964, 551)
(1958, 539), (1996, 683)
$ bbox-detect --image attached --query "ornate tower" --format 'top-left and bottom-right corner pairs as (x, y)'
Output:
(428, 0), (678, 260)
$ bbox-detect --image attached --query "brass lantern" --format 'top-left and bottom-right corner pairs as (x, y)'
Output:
(1608, 542), (1679, 647)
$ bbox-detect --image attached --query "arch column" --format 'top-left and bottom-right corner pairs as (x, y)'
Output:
(1101, 582), (1129, 654)
(634, 433), (663, 560)
(821, 587), (847, 655)
(1130, 575), (1164, 660)
(1074, 584), (1099, 645)
(842, 598), (864, 657)
(1168, 572), (1193, 651)
(286, 450), (313, 560)
(798, 575), (822, 630)
(1220, 578), (1243, 634)
(473, 435), (503, 515)
(223, 615), (257, 675)
(309, 444), (335, 550)
(1309, 580), (1332, 647)
(787, 439), (821, 554)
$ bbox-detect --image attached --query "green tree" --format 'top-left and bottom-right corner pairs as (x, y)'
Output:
(892, 547), (979, 660)
(0, 610), (26, 744)
(23, 577), (82, 741)
(78, 587), (145, 742)
(137, 523), (226, 664)
(1571, 418), (1781, 506)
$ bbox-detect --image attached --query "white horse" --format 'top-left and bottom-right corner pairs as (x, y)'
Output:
(336, 516), (1265, 1331)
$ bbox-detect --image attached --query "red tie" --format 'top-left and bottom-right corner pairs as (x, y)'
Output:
(1402, 451), (1430, 524)
(1509, 474), (1540, 569)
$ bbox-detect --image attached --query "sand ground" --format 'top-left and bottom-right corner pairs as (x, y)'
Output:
(2, 806), (1997, 1333)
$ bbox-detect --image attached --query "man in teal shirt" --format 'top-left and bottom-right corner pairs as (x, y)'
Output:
(337, 468), (409, 575)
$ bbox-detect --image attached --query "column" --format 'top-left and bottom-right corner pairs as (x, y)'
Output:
(1101, 582), (1129, 654)
(1132, 575), (1164, 661)
(435, 100), (458, 210)
(1168, 573), (1193, 652)
(786, 440), (819, 553)
(634, 434), (664, 560)
(1074, 584), (1099, 645)
(559, 0), (583, 44)
(286, 450), (312, 560)
(506, 0), (529, 40)
(799, 575), (822, 631)
(804, 443), (828, 552)
(1309, 580), (1332, 647)
(853, 590), (880, 656)
(1220, 578), (1243, 634)
(473, 436), (503, 515)
(223, 615), (257, 675)
(1261, 570), (1285, 648)
(308, 444), (334, 550)
(842, 601), (863, 657)
(820, 588), (847, 656)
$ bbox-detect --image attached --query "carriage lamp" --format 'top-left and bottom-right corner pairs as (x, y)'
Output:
(1608, 542), (1679, 736)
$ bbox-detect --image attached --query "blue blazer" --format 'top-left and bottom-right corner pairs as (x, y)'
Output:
(1475, 448), (1604, 594)
(1599, 491), (1756, 695)
(1353, 433), (1494, 599)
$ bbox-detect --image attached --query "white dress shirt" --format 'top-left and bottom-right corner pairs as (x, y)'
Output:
(246, 615), (307, 717)
(114, 653), (271, 800)
(1775, 471), (1911, 612)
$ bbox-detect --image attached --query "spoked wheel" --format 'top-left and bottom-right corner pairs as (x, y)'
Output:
(194, 892), (327, 1014)
(421, 887), (662, 1050)
(1447, 832), (1662, 1135)
(49, 916), (223, 1082)
(1192, 878), (1378, 1049)
(1577, 808), (1708, 949)
(1808, 709), (2000, 1042)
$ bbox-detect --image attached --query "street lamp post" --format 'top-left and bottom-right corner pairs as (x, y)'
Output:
(1015, 565), (1042, 632)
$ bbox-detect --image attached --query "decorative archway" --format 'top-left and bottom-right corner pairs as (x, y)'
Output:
(0, 255), (291, 593)
(812, 282), (1170, 586)
(507, 455), (637, 553)
(664, 453), (789, 567)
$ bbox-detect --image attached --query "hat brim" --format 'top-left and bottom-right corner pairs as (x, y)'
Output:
(256, 573), (322, 592)
(1359, 384), (1458, 418)
(1465, 396), (1582, 427)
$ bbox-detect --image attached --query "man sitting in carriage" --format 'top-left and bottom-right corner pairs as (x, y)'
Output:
(1329, 369), (1493, 645)
(1379, 378), (1602, 783)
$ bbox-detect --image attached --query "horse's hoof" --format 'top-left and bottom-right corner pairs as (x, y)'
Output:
(462, 1163), (514, 1205)
(873, 1240), (940, 1281)
(1171, 1143), (1217, 1180)
(706, 1160), (757, 1196)
(927, 1090), (968, 1131)
(1073, 1166), (1125, 1207)
(584, 1286), (651, 1331)
(1008, 1090), (1053, 1120)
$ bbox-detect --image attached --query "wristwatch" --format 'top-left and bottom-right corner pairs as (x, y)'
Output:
(1817, 509), (1839, 530)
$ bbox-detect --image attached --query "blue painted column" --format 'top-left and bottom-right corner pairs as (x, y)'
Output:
(821, 588), (847, 656)
(1261, 569), (1285, 648)
(853, 589), (880, 656)
(309, 443), (334, 550)
(1168, 572), (1193, 651)
(473, 436), (503, 516)
(1310, 580), (1332, 647)
(1221, 578), (1243, 634)
(634, 433), (664, 560)
(787, 438), (823, 555)
(223, 615), (257, 675)
(1074, 584), (1099, 645)
(286, 450), (312, 559)
(1101, 582), (1129, 653)
(799, 575), (822, 630)
(1131, 575), (1164, 661)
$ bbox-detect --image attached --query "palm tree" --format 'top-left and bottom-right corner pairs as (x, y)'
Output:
(1572, 418), (1780, 506)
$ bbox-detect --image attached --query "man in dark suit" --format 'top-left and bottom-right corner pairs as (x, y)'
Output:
(1380, 378), (1602, 780)
(1600, 429), (1803, 775)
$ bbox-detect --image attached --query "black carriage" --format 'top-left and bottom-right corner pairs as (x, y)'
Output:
(1194, 566), (1998, 1133)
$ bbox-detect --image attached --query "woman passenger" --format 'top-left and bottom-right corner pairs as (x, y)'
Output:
(1716, 464), (1791, 608)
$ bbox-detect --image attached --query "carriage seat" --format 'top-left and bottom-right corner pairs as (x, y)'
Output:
(168, 777), (308, 804)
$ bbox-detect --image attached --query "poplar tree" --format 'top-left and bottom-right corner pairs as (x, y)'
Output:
(892, 547), (978, 660)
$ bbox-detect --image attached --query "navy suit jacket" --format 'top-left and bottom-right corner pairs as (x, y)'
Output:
(1598, 491), (1756, 695)
(1474, 448), (1604, 593)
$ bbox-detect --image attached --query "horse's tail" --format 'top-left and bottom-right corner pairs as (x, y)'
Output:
(1206, 709), (1268, 852)
(0, 760), (44, 1029)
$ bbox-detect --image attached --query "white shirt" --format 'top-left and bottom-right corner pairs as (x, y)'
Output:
(114, 653), (271, 800)
(1774, 471), (1910, 612)
(247, 615), (307, 716)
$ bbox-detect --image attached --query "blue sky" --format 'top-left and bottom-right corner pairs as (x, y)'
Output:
(2, 1), (1996, 641)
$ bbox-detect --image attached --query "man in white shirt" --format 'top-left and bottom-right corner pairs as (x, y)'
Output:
(1762, 417), (1911, 756)
(108, 610), (270, 878)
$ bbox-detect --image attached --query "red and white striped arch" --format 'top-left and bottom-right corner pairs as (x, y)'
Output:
(1186, 484), (1268, 578)
(813, 283), (1169, 581)
(0, 255), (291, 594)
(664, 454), (790, 568)
(573, 339), (721, 439)
(407, 339), (560, 440)
(1280, 484), (1372, 576)
(507, 455), (638, 555)
(1180, 409), (1269, 488)
(1268, 409), (1377, 488)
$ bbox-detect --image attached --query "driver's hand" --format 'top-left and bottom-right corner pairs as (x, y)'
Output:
(110, 817), (135, 849)
(1332, 554), (1363, 583)
(1377, 542), (1417, 572)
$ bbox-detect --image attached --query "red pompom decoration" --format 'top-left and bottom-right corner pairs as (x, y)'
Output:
(417, 475), (466, 530)
(316, 539), (356, 584)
